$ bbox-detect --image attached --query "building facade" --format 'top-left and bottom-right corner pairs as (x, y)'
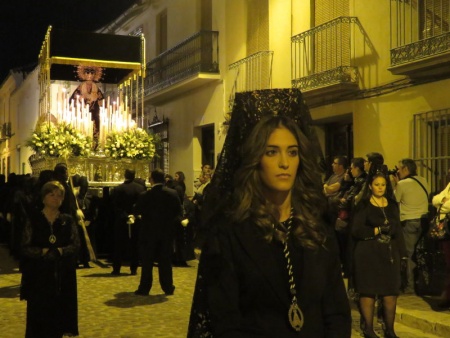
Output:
(1, 0), (449, 194)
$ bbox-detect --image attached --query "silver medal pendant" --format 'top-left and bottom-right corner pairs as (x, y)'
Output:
(49, 234), (56, 244)
(288, 302), (304, 332)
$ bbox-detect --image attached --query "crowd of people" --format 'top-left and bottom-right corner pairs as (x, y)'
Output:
(0, 162), (211, 337)
(320, 151), (450, 338)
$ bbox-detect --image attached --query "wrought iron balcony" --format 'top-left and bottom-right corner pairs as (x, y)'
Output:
(291, 17), (363, 107)
(144, 30), (220, 104)
(389, 0), (450, 78)
(390, 32), (450, 78)
(0, 122), (13, 142)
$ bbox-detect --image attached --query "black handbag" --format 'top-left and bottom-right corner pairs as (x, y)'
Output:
(428, 206), (450, 240)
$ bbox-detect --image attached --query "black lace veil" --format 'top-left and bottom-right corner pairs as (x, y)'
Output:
(188, 88), (323, 337)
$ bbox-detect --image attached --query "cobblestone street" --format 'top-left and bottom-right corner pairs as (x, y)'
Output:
(2, 243), (448, 337)
(0, 244), (197, 338)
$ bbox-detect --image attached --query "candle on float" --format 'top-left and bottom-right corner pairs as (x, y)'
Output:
(61, 87), (67, 110)
(57, 102), (62, 122)
(56, 87), (61, 113)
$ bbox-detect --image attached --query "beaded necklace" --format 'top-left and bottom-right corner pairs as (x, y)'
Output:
(42, 211), (59, 244)
(276, 209), (304, 332)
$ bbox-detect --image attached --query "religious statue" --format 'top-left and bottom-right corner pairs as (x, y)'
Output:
(70, 65), (104, 147)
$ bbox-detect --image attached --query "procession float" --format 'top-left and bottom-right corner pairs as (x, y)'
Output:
(28, 26), (155, 185)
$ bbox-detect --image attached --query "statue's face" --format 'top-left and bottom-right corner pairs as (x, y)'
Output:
(84, 68), (95, 81)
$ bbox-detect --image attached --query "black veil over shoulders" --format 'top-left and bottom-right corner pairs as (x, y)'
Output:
(188, 88), (322, 338)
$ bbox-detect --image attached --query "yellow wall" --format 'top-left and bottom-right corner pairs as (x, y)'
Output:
(269, 0), (292, 88)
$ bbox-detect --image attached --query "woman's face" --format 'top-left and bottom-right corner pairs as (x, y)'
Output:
(370, 176), (386, 198)
(350, 164), (360, 178)
(174, 173), (180, 181)
(43, 189), (64, 209)
(259, 127), (299, 197)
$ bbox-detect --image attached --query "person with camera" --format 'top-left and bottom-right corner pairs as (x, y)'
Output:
(323, 156), (348, 226)
(391, 158), (430, 294)
(431, 169), (450, 309)
(352, 166), (407, 338)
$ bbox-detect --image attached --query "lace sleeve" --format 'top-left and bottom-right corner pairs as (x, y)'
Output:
(21, 219), (43, 258)
(61, 216), (80, 256)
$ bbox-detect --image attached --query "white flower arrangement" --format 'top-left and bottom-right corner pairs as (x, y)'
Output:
(104, 128), (156, 160)
(27, 122), (92, 158)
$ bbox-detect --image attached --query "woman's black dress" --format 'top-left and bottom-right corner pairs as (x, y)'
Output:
(21, 211), (80, 338)
(352, 201), (407, 295)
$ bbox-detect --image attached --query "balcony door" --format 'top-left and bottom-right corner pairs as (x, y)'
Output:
(324, 120), (353, 177)
(313, 0), (350, 73)
(157, 10), (167, 54)
(420, 0), (449, 39)
(201, 125), (215, 169)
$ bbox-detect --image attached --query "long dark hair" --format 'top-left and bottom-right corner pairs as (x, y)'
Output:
(175, 171), (186, 182)
(356, 164), (395, 210)
(229, 115), (326, 249)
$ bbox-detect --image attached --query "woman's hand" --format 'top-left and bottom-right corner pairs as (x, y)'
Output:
(42, 248), (49, 256)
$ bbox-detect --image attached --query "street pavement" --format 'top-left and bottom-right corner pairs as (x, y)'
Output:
(0, 244), (197, 337)
(1, 243), (449, 337)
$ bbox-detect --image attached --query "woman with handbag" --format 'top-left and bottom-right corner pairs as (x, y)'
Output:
(431, 179), (450, 309)
(351, 166), (407, 338)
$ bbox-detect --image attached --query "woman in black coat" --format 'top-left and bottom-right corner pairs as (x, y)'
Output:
(188, 113), (351, 337)
(352, 168), (407, 338)
(20, 180), (80, 338)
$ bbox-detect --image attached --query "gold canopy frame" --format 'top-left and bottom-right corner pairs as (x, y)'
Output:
(32, 26), (150, 183)
(38, 25), (146, 126)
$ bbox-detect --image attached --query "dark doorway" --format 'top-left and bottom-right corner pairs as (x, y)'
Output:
(201, 125), (215, 169)
(324, 122), (353, 177)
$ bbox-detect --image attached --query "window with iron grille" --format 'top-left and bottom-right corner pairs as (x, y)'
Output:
(414, 108), (450, 193)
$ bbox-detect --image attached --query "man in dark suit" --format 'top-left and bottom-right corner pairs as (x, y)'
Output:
(111, 169), (146, 275)
(134, 169), (182, 296)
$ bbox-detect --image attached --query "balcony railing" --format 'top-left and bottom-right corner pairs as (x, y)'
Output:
(228, 50), (273, 112)
(291, 16), (362, 93)
(389, 0), (450, 77)
(144, 31), (219, 96)
(391, 32), (450, 65)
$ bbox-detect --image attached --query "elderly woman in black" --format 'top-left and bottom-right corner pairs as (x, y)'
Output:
(352, 168), (407, 338)
(188, 91), (351, 338)
(20, 180), (80, 338)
